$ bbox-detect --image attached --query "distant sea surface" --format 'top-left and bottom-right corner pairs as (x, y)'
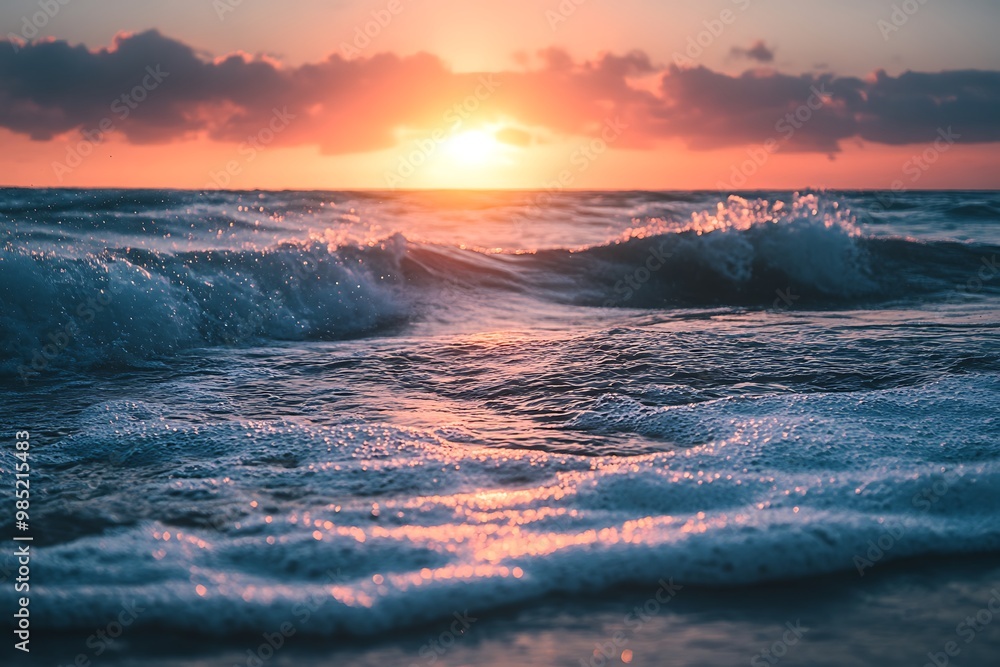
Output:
(1, 189), (999, 666)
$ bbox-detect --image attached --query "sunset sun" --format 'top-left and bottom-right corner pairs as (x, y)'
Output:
(442, 129), (504, 166)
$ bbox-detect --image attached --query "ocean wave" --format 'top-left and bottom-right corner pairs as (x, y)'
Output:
(945, 201), (1000, 220)
(409, 194), (998, 308)
(0, 237), (411, 375)
(2, 195), (997, 374)
(552, 194), (882, 306)
(5, 374), (999, 637)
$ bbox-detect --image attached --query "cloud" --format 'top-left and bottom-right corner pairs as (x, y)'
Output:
(1, 31), (999, 156)
(730, 40), (775, 63)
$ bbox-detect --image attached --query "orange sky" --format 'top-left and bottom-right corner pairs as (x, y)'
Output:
(1, 0), (998, 189)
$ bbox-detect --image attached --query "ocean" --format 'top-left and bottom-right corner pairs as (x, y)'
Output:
(1, 189), (999, 666)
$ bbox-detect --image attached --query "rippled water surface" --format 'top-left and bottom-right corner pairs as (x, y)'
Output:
(1, 189), (998, 643)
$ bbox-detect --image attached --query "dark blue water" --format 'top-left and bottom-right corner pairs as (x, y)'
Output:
(1, 189), (998, 644)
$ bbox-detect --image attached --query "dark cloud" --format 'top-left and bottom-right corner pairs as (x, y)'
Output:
(730, 40), (775, 63)
(651, 64), (1000, 153)
(1, 31), (999, 155)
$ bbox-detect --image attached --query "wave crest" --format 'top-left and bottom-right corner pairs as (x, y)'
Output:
(0, 237), (409, 375)
(3, 195), (996, 373)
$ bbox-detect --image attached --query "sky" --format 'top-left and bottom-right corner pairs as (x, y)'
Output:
(1, 0), (999, 189)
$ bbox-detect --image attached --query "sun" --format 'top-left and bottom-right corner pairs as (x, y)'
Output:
(403, 125), (522, 187)
(441, 129), (503, 166)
